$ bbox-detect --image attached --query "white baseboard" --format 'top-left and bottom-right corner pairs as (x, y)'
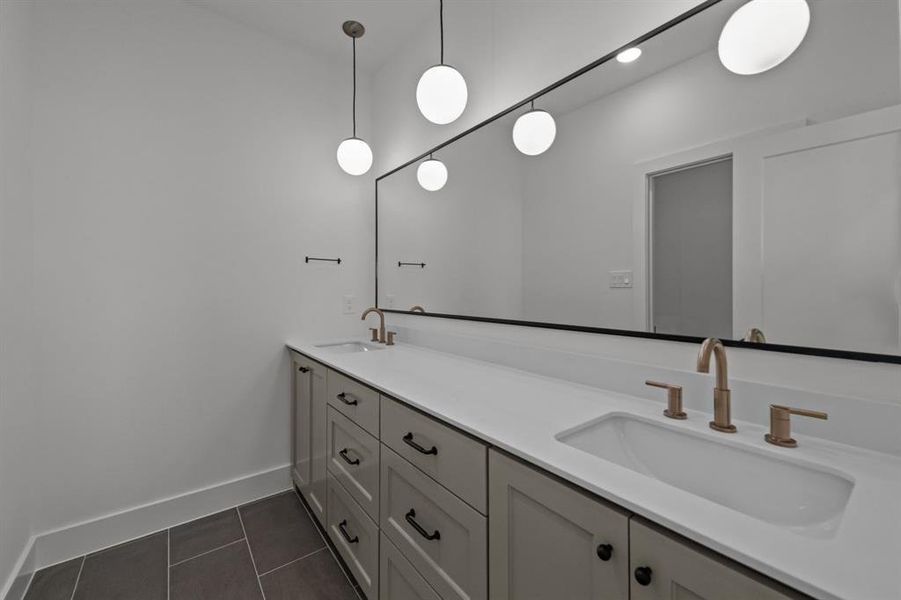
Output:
(1, 541), (35, 600)
(2, 463), (291, 600)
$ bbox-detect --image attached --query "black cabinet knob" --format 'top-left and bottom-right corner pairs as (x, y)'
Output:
(596, 544), (613, 561)
(634, 566), (653, 586)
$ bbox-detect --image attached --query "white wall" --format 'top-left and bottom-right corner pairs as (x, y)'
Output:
(0, 0), (37, 593)
(20, 0), (373, 563)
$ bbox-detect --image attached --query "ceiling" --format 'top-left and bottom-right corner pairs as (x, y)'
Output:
(186, 0), (436, 72)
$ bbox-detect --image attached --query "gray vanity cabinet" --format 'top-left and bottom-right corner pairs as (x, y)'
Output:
(629, 518), (805, 600)
(292, 355), (328, 526)
(488, 450), (630, 600)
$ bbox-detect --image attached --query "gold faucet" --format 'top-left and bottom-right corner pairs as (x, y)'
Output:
(696, 338), (736, 433)
(361, 307), (386, 344)
(743, 327), (766, 343)
(409, 305), (425, 313)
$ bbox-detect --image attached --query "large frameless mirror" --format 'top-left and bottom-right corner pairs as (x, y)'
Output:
(376, 0), (901, 363)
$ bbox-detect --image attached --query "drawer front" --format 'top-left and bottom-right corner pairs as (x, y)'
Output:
(326, 406), (380, 521)
(381, 396), (488, 513)
(327, 369), (380, 436)
(326, 473), (379, 599)
(381, 446), (487, 600)
(380, 533), (441, 600)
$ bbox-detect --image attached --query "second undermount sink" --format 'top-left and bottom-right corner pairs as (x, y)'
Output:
(556, 413), (853, 537)
(314, 341), (384, 354)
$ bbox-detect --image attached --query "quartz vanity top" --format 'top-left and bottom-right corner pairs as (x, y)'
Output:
(286, 339), (901, 600)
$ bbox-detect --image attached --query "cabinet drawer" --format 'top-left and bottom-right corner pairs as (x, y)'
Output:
(326, 473), (379, 599)
(326, 406), (380, 521)
(327, 369), (380, 436)
(381, 446), (487, 600)
(381, 396), (487, 513)
(380, 533), (441, 600)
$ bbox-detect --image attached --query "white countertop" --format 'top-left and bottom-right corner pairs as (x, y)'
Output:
(287, 339), (901, 600)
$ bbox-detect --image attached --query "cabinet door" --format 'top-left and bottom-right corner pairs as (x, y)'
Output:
(307, 361), (328, 525)
(488, 450), (630, 600)
(292, 359), (313, 490)
(630, 518), (807, 600)
(292, 355), (327, 526)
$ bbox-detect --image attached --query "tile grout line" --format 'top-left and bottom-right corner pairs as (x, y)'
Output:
(167, 537), (247, 568)
(255, 546), (328, 578)
(236, 507), (267, 600)
(166, 529), (170, 600)
(292, 487), (363, 597)
(68, 556), (86, 600)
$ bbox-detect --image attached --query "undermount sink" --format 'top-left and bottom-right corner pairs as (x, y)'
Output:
(556, 413), (853, 537)
(314, 341), (383, 354)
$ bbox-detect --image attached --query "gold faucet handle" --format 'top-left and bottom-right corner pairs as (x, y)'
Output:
(369, 328), (379, 342)
(645, 380), (686, 420)
(386, 331), (397, 346)
(765, 404), (828, 448)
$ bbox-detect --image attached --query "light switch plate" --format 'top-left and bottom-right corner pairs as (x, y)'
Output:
(609, 270), (633, 288)
(342, 294), (355, 314)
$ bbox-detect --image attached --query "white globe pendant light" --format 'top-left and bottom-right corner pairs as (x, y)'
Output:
(416, 0), (467, 124)
(417, 156), (448, 191)
(336, 21), (373, 176)
(512, 101), (557, 156)
(336, 138), (373, 176)
(718, 0), (810, 75)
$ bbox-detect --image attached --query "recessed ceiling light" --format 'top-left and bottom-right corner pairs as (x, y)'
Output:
(616, 47), (642, 63)
(718, 0), (810, 75)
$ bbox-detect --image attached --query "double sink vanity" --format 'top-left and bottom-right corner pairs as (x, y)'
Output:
(287, 314), (901, 600)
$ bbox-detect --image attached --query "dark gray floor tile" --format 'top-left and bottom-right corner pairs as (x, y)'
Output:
(73, 531), (167, 600)
(170, 541), (262, 600)
(259, 549), (358, 600)
(24, 557), (83, 600)
(239, 491), (324, 573)
(169, 508), (244, 564)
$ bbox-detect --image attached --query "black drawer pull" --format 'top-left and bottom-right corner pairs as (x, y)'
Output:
(405, 509), (440, 541)
(403, 432), (438, 455)
(338, 448), (360, 466)
(634, 566), (652, 586)
(297, 366), (309, 373)
(596, 544), (613, 561)
(337, 519), (358, 544)
(336, 392), (358, 406)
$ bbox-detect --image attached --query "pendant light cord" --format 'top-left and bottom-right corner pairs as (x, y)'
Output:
(439, 0), (444, 65)
(352, 36), (357, 137)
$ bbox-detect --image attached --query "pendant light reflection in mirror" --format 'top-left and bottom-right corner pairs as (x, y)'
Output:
(416, 0), (468, 125)
(513, 100), (556, 156)
(718, 0), (810, 75)
(336, 20), (373, 176)
(417, 154), (448, 191)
